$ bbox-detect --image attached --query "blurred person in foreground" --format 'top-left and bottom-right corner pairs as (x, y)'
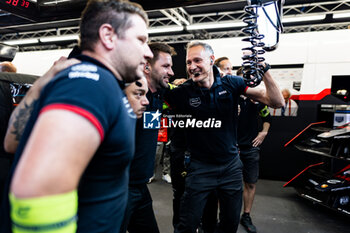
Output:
(1, 0), (153, 232)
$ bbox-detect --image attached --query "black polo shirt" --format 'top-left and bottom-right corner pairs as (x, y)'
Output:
(0, 55), (136, 233)
(129, 89), (164, 184)
(164, 67), (247, 163)
(237, 97), (271, 147)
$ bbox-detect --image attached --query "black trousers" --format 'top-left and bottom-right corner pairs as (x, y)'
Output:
(120, 183), (159, 233)
(174, 156), (243, 233)
(170, 148), (186, 228)
(170, 149), (218, 233)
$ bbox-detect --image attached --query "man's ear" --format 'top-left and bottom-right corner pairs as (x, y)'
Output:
(99, 23), (116, 50)
(210, 55), (215, 65)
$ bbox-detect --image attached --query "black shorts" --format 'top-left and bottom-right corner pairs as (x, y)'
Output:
(239, 147), (260, 184)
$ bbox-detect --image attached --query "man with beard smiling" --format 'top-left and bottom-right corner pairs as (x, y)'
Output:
(165, 41), (284, 233)
(120, 42), (176, 233)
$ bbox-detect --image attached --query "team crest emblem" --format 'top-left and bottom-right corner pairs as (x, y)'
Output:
(189, 97), (201, 107)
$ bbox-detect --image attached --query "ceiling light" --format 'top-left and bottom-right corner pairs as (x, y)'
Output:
(282, 15), (325, 23)
(148, 26), (183, 34)
(43, 0), (71, 5)
(187, 21), (245, 31)
(40, 34), (79, 42)
(3, 38), (39, 45)
(333, 12), (350, 19)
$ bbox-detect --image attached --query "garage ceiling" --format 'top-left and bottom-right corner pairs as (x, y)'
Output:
(1, 0), (350, 51)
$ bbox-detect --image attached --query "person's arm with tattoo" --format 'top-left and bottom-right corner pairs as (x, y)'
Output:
(4, 57), (80, 153)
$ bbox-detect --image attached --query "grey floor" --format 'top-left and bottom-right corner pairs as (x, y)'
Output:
(148, 173), (350, 233)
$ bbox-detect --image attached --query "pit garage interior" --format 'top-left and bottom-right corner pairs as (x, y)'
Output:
(0, 0), (350, 233)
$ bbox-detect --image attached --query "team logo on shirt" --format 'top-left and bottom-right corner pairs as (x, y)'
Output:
(68, 64), (100, 81)
(189, 97), (201, 107)
(218, 90), (227, 95)
(143, 110), (161, 129)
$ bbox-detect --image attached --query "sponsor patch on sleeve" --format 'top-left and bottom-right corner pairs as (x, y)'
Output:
(68, 64), (100, 81)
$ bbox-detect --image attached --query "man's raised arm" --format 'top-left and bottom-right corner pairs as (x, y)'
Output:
(245, 68), (284, 108)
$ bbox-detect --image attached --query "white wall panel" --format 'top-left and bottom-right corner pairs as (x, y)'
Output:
(13, 49), (72, 76)
(301, 63), (350, 94)
(306, 30), (350, 64)
(203, 37), (245, 66)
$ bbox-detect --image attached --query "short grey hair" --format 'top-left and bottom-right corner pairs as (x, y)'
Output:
(186, 41), (214, 56)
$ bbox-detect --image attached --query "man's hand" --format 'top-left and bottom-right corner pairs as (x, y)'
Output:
(35, 57), (80, 92)
(172, 78), (187, 86)
(252, 131), (267, 147)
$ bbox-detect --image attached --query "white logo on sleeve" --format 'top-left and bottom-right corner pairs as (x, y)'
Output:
(68, 64), (100, 81)
(123, 97), (136, 119)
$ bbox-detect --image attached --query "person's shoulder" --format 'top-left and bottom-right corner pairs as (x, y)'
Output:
(165, 79), (192, 104)
(222, 75), (245, 87)
(67, 62), (107, 81)
(49, 61), (122, 97)
(57, 61), (120, 91)
(222, 74), (243, 81)
(169, 79), (192, 92)
(290, 99), (298, 108)
(52, 61), (100, 81)
(177, 79), (192, 87)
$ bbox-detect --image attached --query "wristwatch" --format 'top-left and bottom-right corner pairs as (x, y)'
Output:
(263, 62), (271, 73)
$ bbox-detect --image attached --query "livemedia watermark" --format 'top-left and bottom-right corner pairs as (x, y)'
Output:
(143, 110), (221, 129)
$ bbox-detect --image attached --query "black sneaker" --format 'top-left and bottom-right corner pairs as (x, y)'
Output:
(240, 213), (257, 233)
